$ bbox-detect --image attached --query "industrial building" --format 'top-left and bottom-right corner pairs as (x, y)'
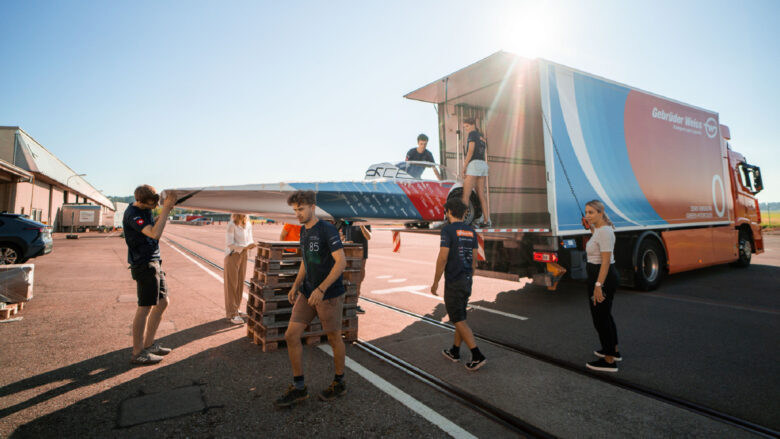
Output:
(0, 127), (114, 230)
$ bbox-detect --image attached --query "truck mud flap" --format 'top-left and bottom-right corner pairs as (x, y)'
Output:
(532, 262), (567, 291)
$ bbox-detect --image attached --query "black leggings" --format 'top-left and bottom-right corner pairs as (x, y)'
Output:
(586, 263), (619, 356)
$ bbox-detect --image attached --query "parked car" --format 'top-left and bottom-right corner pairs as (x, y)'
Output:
(0, 213), (53, 264)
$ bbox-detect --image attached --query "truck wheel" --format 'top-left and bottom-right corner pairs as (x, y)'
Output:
(446, 188), (482, 225)
(0, 243), (22, 265)
(635, 239), (665, 291)
(731, 232), (752, 267)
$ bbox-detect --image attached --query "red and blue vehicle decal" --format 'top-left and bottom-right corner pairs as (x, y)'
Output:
(290, 181), (453, 221)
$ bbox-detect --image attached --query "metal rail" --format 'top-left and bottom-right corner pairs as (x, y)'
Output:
(163, 237), (778, 438)
(163, 237), (554, 438)
(359, 297), (779, 439)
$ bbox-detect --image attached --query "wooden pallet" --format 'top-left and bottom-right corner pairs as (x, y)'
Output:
(246, 302), (357, 327)
(253, 271), (298, 287)
(256, 259), (301, 272)
(255, 240), (363, 263)
(246, 239), (362, 352)
(255, 258), (363, 272)
(0, 302), (25, 320)
(249, 281), (359, 299)
(246, 318), (359, 352)
(257, 246), (300, 261)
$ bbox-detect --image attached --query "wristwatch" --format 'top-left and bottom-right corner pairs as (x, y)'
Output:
(595, 282), (602, 287)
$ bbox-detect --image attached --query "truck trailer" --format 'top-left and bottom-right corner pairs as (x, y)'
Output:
(405, 51), (764, 290)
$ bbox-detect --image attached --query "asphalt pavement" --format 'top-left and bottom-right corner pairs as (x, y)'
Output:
(0, 223), (776, 438)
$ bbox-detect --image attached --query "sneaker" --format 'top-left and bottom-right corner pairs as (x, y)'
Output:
(594, 350), (622, 362)
(145, 342), (172, 356)
(465, 357), (487, 371)
(130, 350), (164, 365)
(228, 315), (245, 325)
(318, 380), (347, 401)
(476, 220), (493, 229)
(238, 311), (248, 318)
(275, 385), (309, 407)
(355, 306), (366, 315)
(586, 358), (618, 372)
(441, 348), (460, 362)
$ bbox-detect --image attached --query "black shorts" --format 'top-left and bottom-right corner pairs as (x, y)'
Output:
(444, 276), (472, 323)
(130, 260), (168, 307)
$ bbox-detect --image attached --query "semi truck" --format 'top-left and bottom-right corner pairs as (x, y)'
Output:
(405, 51), (764, 290)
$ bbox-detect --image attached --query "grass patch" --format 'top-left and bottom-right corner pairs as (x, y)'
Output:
(761, 210), (780, 229)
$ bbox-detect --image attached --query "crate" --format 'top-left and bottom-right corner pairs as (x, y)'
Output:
(246, 239), (362, 352)
(245, 312), (359, 352)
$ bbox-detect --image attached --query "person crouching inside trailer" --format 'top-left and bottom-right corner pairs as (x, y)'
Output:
(275, 190), (348, 407)
(431, 198), (487, 371)
(461, 118), (491, 227)
(583, 200), (622, 372)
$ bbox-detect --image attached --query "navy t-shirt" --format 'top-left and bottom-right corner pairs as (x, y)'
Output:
(300, 220), (345, 299)
(123, 204), (161, 266)
(341, 224), (371, 259)
(405, 147), (435, 179)
(466, 130), (486, 162)
(440, 222), (478, 283)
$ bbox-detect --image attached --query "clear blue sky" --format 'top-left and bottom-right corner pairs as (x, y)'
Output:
(1, 0), (778, 202)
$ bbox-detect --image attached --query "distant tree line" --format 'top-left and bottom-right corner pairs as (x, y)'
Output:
(759, 202), (780, 211)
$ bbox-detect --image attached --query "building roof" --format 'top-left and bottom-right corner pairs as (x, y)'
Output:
(10, 127), (114, 210)
(0, 158), (32, 181)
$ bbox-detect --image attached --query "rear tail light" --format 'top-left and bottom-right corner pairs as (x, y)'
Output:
(533, 251), (559, 263)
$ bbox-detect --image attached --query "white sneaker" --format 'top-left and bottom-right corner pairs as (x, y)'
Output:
(228, 315), (245, 324)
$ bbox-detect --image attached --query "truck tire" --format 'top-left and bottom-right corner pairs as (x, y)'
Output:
(446, 188), (482, 225)
(731, 231), (752, 268)
(0, 243), (22, 265)
(635, 238), (665, 291)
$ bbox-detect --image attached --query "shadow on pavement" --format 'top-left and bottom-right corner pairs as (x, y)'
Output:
(0, 320), (234, 420)
(9, 331), (431, 438)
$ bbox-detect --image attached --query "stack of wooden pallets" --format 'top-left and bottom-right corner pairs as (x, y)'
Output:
(246, 240), (363, 352)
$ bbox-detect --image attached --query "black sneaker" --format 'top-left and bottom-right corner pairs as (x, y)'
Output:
(441, 348), (460, 362)
(586, 358), (618, 372)
(594, 350), (622, 362)
(318, 380), (346, 401)
(355, 306), (366, 315)
(145, 342), (172, 356)
(274, 385), (309, 407)
(465, 357), (486, 371)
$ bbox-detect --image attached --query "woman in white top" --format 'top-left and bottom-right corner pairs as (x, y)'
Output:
(224, 214), (256, 324)
(583, 200), (621, 372)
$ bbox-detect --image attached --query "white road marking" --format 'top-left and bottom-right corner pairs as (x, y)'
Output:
(318, 344), (476, 439)
(164, 240), (249, 300)
(387, 278), (407, 283)
(370, 286), (528, 321)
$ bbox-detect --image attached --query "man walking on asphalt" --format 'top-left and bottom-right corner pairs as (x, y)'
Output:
(123, 185), (177, 365)
(431, 198), (487, 371)
(276, 190), (348, 407)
